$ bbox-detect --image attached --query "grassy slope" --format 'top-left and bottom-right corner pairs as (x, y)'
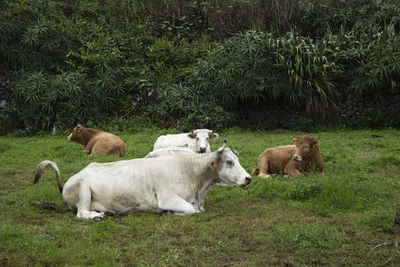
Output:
(1, 128), (400, 266)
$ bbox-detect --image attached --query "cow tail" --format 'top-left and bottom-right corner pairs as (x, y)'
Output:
(34, 160), (63, 193)
(250, 168), (259, 176)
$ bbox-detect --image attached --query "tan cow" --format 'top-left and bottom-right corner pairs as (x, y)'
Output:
(68, 124), (126, 156)
(251, 135), (325, 178)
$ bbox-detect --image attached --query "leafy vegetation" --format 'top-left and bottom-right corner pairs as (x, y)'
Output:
(1, 0), (399, 132)
(1, 128), (400, 265)
(156, 30), (342, 129)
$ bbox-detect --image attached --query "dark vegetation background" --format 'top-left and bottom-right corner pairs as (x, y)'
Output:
(1, 0), (399, 134)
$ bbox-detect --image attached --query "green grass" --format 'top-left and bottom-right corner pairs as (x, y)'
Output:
(1, 128), (400, 266)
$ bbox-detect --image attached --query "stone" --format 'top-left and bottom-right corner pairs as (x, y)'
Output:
(0, 100), (6, 109)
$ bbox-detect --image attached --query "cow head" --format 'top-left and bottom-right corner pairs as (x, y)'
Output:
(210, 142), (251, 187)
(292, 135), (319, 162)
(188, 129), (219, 153)
(67, 124), (84, 143)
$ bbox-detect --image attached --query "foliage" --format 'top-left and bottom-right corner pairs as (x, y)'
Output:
(1, 0), (400, 132)
(151, 31), (341, 129)
(353, 110), (400, 129)
(294, 117), (315, 132)
(300, 0), (400, 95)
(120, 0), (303, 40)
(149, 0), (400, 130)
(0, 0), (213, 133)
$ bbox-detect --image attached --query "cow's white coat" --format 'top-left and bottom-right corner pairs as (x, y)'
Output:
(153, 129), (218, 153)
(34, 145), (251, 220)
(144, 147), (195, 158)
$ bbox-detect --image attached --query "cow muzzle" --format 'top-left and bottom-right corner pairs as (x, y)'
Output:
(198, 147), (206, 153)
(292, 154), (302, 162)
(240, 177), (252, 188)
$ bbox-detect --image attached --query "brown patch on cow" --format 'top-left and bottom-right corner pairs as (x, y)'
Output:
(68, 124), (127, 156)
(252, 135), (325, 178)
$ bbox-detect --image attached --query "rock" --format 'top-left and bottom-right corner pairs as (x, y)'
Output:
(0, 100), (6, 109)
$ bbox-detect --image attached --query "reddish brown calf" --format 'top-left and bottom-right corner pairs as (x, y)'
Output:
(68, 125), (127, 156)
(251, 135), (324, 178)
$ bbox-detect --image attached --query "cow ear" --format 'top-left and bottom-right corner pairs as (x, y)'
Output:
(230, 148), (240, 157)
(209, 133), (219, 140)
(188, 132), (196, 139)
(292, 138), (299, 144)
(77, 124), (82, 128)
(311, 139), (318, 146)
(210, 161), (218, 169)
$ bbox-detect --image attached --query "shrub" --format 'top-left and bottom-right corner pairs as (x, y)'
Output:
(151, 31), (341, 129)
(1, 0), (400, 132)
(300, 0), (400, 96)
(0, 0), (213, 133)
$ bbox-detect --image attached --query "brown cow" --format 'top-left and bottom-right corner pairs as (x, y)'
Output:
(68, 125), (127, 156)
(251, 135), (324, 178)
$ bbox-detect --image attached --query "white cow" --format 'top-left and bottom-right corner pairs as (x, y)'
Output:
(144, 147), (195, 158)
(153, 129), (219, 153)
(33, 144), (251, 220)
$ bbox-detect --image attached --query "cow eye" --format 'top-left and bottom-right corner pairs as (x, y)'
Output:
(226, 160), (234, 165)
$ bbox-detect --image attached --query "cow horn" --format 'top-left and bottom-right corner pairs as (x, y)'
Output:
(217, 140), (227, 153)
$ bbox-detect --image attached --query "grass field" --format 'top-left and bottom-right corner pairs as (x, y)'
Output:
(1, 127), (400, 266)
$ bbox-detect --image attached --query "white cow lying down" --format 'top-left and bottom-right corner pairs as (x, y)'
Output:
(144, 147), (195, 158)
(153, 129), (219, 153)
(34, 144), (251, 220)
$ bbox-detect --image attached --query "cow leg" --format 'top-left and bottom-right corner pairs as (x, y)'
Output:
(257, 157), (271, 178)
(283, 167), (301, 179)
(75, 184), (105, 220)
(157, 192), (196, 215)
(82, 147), (91, 154)
(259, 173), (272, 178)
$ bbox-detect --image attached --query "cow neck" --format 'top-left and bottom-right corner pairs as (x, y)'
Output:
(302, 151), (317, 162)
(183, 152), (219, 192)
(81, 128), (102, 146)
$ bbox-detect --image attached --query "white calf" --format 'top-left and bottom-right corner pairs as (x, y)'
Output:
(153, 129), (219, 153)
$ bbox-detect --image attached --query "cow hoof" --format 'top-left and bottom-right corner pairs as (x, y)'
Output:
(105, 211), (116, 217)
(93, 216), (104, 221)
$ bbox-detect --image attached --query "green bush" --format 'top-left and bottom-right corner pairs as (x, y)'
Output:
(150, 30), (341, 129)
(1, 0), (400, 132)
(294, 117), (315, 132)
(300, 0), (400, 96)
(1, 0), (213, 133)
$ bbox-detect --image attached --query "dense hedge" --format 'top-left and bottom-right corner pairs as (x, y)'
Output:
(0, 0), (215, 132)
(1, 0), (399, 133)
(153, 0), (400, 129)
